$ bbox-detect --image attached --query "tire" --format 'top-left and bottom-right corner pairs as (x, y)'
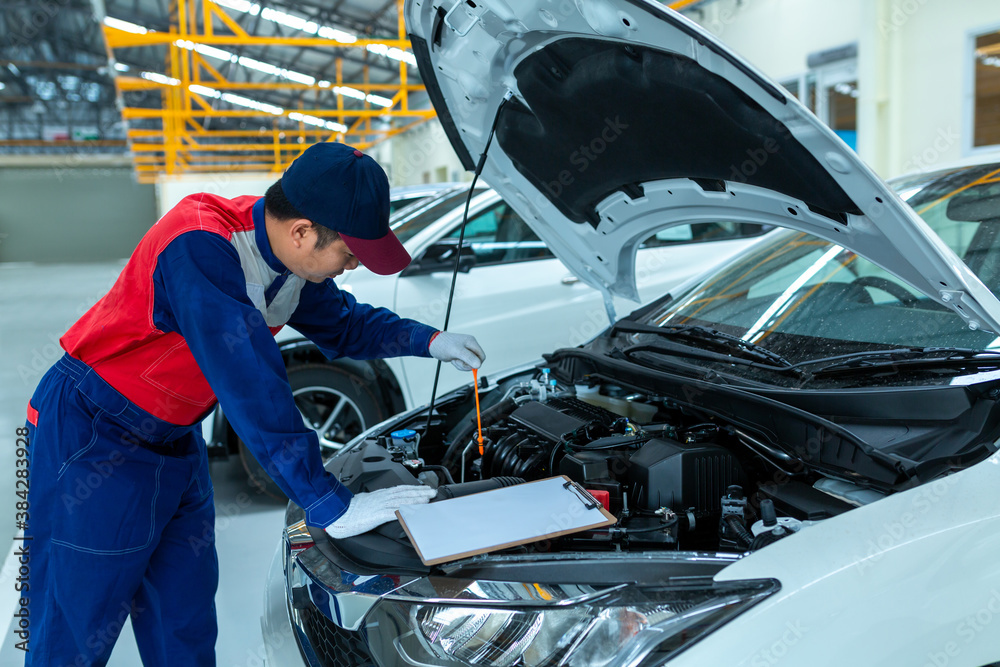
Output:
(239, 363), (389, 500)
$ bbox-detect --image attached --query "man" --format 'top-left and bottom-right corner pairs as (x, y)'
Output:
(22, 142), (484, 665)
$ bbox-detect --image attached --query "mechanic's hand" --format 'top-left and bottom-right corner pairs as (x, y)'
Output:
(429, 331), (486, 371)
(324, 485), (436, 539)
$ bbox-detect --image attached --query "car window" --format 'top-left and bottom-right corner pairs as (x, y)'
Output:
(640, 222), (771, 248)
(445, 201), (555, 266)
(390, 189), (485, 244)
(389, 195), (426, 214)
(640, 164), (1000, 373)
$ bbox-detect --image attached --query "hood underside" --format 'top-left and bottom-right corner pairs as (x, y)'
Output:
(405, 0), (1000, 333)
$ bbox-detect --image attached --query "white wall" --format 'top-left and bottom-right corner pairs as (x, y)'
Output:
(697, 0), (862, 82)
(688, 0), (1000, 178)
(155, 119), (469, 216)
(0, 157), (156, 263)
(372, 119), (470, 186)
(885, 0), (1000, 175)
(155, 173), (277, 218)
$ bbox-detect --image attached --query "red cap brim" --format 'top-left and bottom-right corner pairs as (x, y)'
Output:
(340, 231), (411, 275)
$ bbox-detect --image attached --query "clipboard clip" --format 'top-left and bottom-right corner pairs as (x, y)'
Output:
(564, 480), (599, 510)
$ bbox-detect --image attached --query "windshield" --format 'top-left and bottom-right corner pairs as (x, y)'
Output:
(390, 188), (486, 244)
(637, 163), (1000, 376)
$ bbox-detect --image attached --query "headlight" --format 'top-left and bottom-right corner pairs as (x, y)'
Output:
(364, 579), (778, 666)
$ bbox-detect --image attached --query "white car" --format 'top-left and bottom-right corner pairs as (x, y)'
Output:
(261, 1), (1000, 666)
(216, 168), (768, 494)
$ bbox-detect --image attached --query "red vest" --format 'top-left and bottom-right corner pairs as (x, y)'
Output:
(62, 194), (264, 425)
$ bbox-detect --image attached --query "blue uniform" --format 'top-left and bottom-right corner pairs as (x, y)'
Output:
(24, 193), (436, 665)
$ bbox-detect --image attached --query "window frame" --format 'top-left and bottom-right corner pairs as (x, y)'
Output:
(963, 20), (1000, 157)
(779, 58), (858, 151)
(442, 200), (556, 269)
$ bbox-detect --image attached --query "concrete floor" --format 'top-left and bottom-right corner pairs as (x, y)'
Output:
(0, 262), (289, 665)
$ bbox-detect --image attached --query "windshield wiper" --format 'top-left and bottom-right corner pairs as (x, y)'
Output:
(611, 321), (797, 370)
(621, 343), (802, 380)
(803, 348), (1000, 379)
(791, 347), (997, 370)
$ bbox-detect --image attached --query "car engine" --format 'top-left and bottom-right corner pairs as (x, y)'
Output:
(326, 372), (861, 569)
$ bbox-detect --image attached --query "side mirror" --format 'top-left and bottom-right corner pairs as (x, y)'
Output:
(401, 238), (476, 277)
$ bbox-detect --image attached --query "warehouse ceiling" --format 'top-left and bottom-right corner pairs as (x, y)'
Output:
(0, 0), (123, 150)
(0, 0), (431, 171)
(0, 0), (703, 177)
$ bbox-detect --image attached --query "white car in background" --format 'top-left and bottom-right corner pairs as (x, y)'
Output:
(214, 179), (769, 494)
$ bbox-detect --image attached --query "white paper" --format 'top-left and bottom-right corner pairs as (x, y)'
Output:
(397, 477), (610, 563)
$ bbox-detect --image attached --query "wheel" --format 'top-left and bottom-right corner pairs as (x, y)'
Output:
(239, 363), (389, 500)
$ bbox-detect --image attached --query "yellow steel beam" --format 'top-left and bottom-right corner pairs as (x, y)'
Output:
(104, 26), (411, 50)
(0, 140), (128, 147)
(121, 108), (434, 119)
(117, 79), (424, 92)
(129, 128), (348, 138)
(131, 142), (327, 152)
(107, 0), (433, 179)
(668, 0), (707, 9)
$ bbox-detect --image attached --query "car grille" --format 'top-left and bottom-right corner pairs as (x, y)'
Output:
(300, 605), (374, 667)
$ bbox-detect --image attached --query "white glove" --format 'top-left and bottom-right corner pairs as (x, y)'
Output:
(429, 332), (486, 371)
(324, 484), (436, 539)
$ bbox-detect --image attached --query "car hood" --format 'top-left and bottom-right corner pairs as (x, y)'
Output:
(404, 0), (1000, 333)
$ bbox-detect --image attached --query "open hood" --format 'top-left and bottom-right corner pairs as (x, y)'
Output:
(404, 0), (1000, 333)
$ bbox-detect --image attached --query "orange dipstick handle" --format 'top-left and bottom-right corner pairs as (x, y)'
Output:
(472, 368), (485, 455)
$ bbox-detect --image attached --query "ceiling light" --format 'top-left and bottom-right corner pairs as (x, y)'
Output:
(212, 0), (364, 45)
(366, 43), (417, 66)
(103, 16), (148, 34)
(289, 111), (347, 133)
(221, 91), (283, 115)
(190, 83), (283, 115)
(172, 39), (318, 86)
(113, 62), (130, 72)
(189, 83), (222, 98)
(36, 80), (56, 100)
(333, 85), (365, 101)
(365, 94), (393, 107)
(141, 71), (180, 86)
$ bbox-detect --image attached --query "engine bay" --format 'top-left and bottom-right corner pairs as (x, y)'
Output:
(324, 369), (880, 571)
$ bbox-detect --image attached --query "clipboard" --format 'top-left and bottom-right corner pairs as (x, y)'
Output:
(395, 476), (617, 566)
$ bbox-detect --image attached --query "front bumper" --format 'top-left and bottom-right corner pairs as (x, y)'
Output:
(261, 542), (311, 667)
(267, 515), (772, 667)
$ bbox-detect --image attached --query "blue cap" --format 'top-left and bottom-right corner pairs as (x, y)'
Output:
(281, 142), (410, 275)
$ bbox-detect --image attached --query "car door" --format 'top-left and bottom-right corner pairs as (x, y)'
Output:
(394, 198), (606, 400)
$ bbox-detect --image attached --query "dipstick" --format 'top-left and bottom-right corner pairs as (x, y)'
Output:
(472, 368), (485, 455)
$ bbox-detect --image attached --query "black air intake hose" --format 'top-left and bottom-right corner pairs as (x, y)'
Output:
(433, 477), (524, 501)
